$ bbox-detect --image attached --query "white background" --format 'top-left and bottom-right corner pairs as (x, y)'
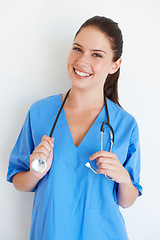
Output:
(0, 0), (160, 239)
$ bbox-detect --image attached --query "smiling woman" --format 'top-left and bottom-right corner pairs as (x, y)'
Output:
(68, 26), (121, 93)
(74, 17), (123, 106)
(7, 16), (142, 240)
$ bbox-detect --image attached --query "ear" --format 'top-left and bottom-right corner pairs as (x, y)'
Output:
(109, 58), (122, 74)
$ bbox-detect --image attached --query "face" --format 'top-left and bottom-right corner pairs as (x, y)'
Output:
(68, 26), (121, 91)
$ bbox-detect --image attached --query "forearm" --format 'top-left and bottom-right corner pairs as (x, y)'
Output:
(12, 171), (41, 192)
(12, 136), (54, 192)
(117, 175), (139, 208)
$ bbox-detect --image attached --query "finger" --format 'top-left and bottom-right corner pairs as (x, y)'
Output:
(41, 135), (54, 148)
(97, 168), (114, 177)
(97, 162), (114, 170)
(96, 157), (114, 167)
(35, 140), (54, 154)
(33, 145), (52, 158)
(38, 138), (54, 153)
(90, 151), (114, 161)
(42, 135), (54, 148)
(30, 152), (48, 162)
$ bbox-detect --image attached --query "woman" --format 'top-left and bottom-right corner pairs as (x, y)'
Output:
(7, 16), (142, 239)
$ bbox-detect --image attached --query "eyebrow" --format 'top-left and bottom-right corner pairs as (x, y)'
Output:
(73, 43), (106, 54)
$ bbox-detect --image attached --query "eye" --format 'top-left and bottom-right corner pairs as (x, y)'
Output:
(73, 47), (82, 52)
(93, 53), (102, 58)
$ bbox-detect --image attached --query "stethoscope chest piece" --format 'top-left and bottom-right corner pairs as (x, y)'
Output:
(31, 158), (47, 173)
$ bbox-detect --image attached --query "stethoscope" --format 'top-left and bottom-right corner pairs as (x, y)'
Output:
(31, 89), (114, 180)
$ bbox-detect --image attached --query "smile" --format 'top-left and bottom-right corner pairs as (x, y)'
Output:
(74, 68), (92, 77)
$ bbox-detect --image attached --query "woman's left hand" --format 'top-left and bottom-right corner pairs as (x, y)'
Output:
(90, 151), (131, 184)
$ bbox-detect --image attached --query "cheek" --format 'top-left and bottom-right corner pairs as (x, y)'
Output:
(93, 62), (111, 81)
(68, 52), (77, 67)
(93, 62), (107, 74)
(68, 53), (76, 74)
(68, 53), (72, 68)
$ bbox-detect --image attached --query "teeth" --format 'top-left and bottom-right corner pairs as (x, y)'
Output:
(75, 69), (91, 77)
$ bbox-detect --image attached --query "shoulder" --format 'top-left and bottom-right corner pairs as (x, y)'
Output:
(107, 99), (139, 137)
(108, 99), (137, 123)
(29, 94), (62, 114)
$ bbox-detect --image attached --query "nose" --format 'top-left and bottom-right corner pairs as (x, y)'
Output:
(76, 53), (89, 67)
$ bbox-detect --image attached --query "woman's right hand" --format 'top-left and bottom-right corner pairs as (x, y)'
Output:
(30, 135), (54, 180)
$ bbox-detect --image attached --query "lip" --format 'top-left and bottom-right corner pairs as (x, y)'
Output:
(73, 68), (93, 79)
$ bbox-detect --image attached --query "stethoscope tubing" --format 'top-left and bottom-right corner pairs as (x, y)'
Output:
(86, 121), (114, 180)
(49, 89), (71, 138)
(31, 89), (71, 173)
(31, 89), (114, 176)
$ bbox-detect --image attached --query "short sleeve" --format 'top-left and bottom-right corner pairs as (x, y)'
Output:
(124, 121), (143, 196)
(7, 111), (35, 183)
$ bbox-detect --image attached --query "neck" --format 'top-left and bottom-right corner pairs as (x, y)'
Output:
(63, 87), (104, 111)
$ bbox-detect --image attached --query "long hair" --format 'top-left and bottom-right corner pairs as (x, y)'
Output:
(74, 16), (123, 107)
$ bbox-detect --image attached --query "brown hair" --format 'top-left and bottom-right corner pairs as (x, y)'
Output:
(75, 16), (123, 107)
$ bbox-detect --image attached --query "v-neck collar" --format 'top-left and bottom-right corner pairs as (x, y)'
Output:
(59, 94), (106, 148)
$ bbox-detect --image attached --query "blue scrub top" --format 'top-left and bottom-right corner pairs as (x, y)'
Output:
(7, 94), (142, 240)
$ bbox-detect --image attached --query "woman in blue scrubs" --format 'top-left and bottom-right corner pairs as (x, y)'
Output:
(7, 16), (142, 239)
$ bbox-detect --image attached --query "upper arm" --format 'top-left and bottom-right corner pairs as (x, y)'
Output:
(7, 111), (35, 183)
(123, 121), (143, 196)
